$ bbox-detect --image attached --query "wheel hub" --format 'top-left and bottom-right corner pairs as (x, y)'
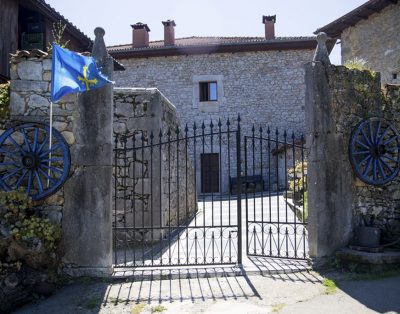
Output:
(21, 153), (40, 170)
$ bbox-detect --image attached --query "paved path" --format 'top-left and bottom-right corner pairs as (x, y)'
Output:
(115, 194), (307, 270)
(14, 272), (400, 313)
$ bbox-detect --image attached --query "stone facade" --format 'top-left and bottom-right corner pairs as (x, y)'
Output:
(340, 2), (400, 85)
(306, 61), (400, 260)
(113, 88), (197, 244)
(113, 49), (314, 193)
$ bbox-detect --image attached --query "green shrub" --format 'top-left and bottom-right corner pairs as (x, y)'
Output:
(0, 82), (10, 121)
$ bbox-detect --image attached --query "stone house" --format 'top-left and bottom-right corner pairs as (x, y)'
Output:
(0, 0), (124, 82)
(108, 16), (335, 194)
(316, 0), (400, 85)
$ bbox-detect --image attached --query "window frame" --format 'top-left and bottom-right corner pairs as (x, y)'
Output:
(199, 81), (218, 102)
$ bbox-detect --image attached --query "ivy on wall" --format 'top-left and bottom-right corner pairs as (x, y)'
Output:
(0, 82), (10, 123)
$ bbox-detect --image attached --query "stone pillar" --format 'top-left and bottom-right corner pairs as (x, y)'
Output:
(305, 36), (400, 263)
(62, 28), (114, 276)
(305, 61), (354, 263)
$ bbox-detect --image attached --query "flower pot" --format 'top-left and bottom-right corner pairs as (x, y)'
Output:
(355, 226), (381, 248)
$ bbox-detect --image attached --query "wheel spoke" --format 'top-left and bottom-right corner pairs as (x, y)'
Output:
(41, 157), (64, 163)
(15, 169), (29, 189)
(368, 122), (374, 145)
(377, 127), (391, 145)
(7, 136), (25, 154)
(39, 144), (62, 158)
(34, 170), (44, 193)
(384, 136), (397, 146)
(355, 139), (370, 150)
(374, 120), (381, 144)
(381, 158), (394, 173)
(352, 150), (370, 155)
(38, 167), (57, 185)
(377, 159), (387, 179)
(0, 162), (20, 167)
(37, 134), (49, 154)
(32, 128), (39, 152)
(373, 159), (377, 181)
(382, 155), (398, 163)
(0, 148), (20, 158)
(2, 167), (23, 181)
(21, 129), (31, 152)
(362, 158), (373, 177)
(357, 155), (371, 170)
(41, 164), (64, 175)
(27, 171), (33, 194)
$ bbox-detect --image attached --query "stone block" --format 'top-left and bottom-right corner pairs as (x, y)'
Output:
(135, 178), (150, 194)
(43, 71), (51, 81)
(61, 131), (76, 145)
(53, 121), (68, 132)
(28, 94), (50, 109)
(17, 60), (43, 81)
(11, 80), (49, 93)
(62, 166), (112, 269)
(42, 59), (52, 71)
(10, 92), (26, 115)
(115, 102), (133, 117)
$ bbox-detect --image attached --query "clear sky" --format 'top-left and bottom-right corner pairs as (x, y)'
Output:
(46, 0), (367, 64)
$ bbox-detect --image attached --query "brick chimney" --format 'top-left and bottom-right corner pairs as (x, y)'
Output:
(131, 22), (150, 48)
(162, 20), (176, 46)
(262, 15), (276, 40)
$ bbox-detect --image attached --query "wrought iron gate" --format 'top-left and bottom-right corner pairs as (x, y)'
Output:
(113, 117), (242, 267)
(244, 128), (308, 259)
(113, 117), (308, 268)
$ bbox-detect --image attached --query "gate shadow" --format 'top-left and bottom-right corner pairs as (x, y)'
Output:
(106, 268), (262, 305)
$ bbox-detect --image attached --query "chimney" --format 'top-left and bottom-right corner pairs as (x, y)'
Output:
(262, 15), (276, 40)
(162, 20), (176, 46)
(131, 22), (150, 48)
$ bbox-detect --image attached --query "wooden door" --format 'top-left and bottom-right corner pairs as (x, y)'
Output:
(201, 153), (219, 193)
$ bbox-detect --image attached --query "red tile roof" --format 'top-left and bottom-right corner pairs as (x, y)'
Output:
(107, 36), (332, 59)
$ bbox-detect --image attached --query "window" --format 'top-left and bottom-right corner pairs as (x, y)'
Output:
(393, 73), (398, 80)
(199, 82), (218, 102)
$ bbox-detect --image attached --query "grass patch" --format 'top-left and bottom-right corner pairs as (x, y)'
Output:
(151, 305), (167, 313)
(81, 296), (100, 309)
(323, 278), (337, 295)
(351, 269), (400, 281)
(131, 303), (146, 314)
(109, 296), (127, 304)
(271, 303), (286, 312)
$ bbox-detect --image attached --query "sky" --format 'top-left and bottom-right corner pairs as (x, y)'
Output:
(45, 0), (367, 64)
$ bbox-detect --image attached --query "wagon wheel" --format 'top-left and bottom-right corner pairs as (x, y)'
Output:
(349, 118), (400, 186)
(0, 123), (71, 200)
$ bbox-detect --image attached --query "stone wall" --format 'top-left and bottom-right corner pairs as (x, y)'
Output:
(8, 53), (74, 227)
(341, 2), (400, 85)
(113, 88), (197, 244)
(7, 28), (114, 276)
(113, 49), (314, 193)
(306, 61), (400, 261)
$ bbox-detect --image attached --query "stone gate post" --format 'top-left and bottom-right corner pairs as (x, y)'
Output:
(62, 28), (114, 276)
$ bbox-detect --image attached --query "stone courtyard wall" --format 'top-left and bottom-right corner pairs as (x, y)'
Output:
(113, 88), (197, 244)
(306, 61), (400, 260)
(341, 2), (400, 85)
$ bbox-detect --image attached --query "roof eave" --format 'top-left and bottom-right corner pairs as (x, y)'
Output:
(315, 0), (398, 38)
(109, 39), (320, 59)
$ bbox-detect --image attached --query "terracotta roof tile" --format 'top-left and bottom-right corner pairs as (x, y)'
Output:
(108, 36), (316, 52)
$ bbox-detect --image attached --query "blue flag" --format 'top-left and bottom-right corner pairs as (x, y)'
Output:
(51, 43), (112, 102)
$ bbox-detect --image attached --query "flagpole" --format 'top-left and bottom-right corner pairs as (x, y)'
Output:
(47, 101), (53, 188)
